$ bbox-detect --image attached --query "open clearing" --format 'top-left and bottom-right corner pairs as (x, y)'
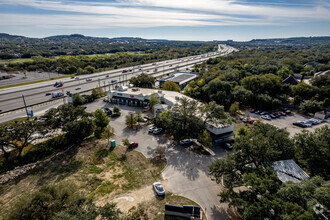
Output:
(0, 138), (204, 219)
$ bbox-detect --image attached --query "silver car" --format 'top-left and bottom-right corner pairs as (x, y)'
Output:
(153, 182), (165, 197)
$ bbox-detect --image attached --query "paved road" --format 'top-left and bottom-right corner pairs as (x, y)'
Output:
(0, 45), (236, 113)
(93, 103), (235, 220)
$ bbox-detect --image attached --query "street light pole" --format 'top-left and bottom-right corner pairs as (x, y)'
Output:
(22, 95), (28, 117)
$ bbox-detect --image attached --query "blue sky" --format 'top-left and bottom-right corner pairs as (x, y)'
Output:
(0, 0), (329, 41)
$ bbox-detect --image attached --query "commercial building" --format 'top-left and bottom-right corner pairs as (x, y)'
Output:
(107, 87), (234, 141)
(159, 72), (198, 90)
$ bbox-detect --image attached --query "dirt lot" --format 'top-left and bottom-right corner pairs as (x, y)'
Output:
(248, 111), (329, 136)
(0, 138), (205, 219)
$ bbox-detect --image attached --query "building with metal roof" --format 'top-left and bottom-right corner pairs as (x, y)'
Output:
(272, 159), (310, 183)
(159, 72), (198, 90)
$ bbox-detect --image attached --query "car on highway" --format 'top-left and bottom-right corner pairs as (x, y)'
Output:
(180, 139), (193, 145)
(105, 75), (109, 77)
(122, 69), (128, 73)
(75, 87), (81, 90)
(153, 128), (163, 134)
(45, 93), (51, 96)
(111, 80), (117, 83)
(75, 77), (79, 80)
(70, 76), (75, 79)
(86, 78), (92, 81)
(153, 182), (165, 197)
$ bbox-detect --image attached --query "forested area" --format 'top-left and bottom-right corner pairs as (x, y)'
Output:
(209, 123), (330, 219)
(185, 45), (330, 110)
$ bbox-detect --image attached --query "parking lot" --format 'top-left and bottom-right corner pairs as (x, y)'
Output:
(248, 111), (328, 136)
(0, 71), (63, 86)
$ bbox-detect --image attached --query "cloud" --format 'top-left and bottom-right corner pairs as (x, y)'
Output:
(0, 0), (329, 30)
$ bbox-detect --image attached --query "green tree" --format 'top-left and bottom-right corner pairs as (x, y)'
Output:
(149, 93), (161, 108)
(72, 94), (85, 106)
(129, 73), (155, 88)
(291, 83), (318, 100)
(113, 105), (121, 116)
(102, 125), (115, 148)
(161, 81), (181, 92)
(122, 138), (130, 147)
(232, 87), (253, 106)
(229, 101), (239, 115)
(125, 113), (137, 128)
(277, 66), (294, 78)
(135, 111), (144, 122)
(199, 130), (212, 148)
(63, 118), (94, 144)
(84, 65), (95, 74)
(94, 109), (110, 129)
(294, 126), (330, 179)
(299, 100), (321, 114)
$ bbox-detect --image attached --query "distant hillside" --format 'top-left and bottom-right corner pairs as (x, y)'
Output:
(216, 36), (330, 46)
(0, 33), (216, 60)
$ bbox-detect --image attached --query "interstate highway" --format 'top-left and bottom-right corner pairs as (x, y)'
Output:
(0, 45), (236, 113)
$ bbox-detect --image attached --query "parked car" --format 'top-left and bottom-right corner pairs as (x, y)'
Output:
(248, 119), (255, 124)
(180, 139), (193, 145)
(293, 121), (311, 128)
(103, 97), (108, 102)
(153, 128), (163, 134)
(261, 115), (271, 120)
(280, 108), (291, 114)
(255, 110), (261, 114)
(236, 110), (245, 115)
(149, 126), (157, 133)
(279, 111), (286, 116)
(224, 143), (233, 150)
(144, 116), (151, 121)
(260, 111), (268, 115)
(153, 182), (165, 197)
(250, 108), (256, 113)
(129, 141), (138, 148)
(269, 114), (276, 119)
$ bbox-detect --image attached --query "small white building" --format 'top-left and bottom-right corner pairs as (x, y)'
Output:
(107, 88), (234, 138)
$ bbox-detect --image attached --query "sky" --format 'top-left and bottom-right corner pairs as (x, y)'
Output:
(0, 0), (329, 41)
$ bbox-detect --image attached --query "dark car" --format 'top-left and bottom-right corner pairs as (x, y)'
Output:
(269, 114), (276, 119)
(129, 141), (138, 148)
(250, 108), (256, 113)
(224, 143), (233, 150)
(45, 93), (51, 96)
(255, 110), (261, 114)
(153, 182), (165, 197)
(70, 76), (75, 79)
(260, 111), (268, 115)
(105, 75), (109, 77)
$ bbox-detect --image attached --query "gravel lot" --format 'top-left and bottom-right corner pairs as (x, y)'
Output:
(249, 111), (329, 136)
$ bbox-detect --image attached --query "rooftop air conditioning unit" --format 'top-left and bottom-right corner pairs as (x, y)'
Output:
(158, 90), (162, 93)
(175, 96), (180, 100)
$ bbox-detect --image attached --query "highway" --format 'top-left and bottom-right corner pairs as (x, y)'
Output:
(0, 45), (236, 114)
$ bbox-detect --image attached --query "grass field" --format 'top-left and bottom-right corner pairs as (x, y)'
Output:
(0, 58), (34, 64)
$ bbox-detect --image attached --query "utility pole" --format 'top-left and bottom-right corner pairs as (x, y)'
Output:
(22, 95), (28, 117)
(62, 89), (65, 104)
(98, 78), (101, 87)
(103, 81), (106, 91)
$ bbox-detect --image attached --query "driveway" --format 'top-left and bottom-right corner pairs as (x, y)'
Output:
(100, 103), (236, 220)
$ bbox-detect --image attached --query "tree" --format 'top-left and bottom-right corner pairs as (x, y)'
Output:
(122, 138), (130, 147)
(291, 83), (318, 100)
(102, 125), (115, 148)
(277, 66), (293, 78)
(161, 81), (181, 92)
(0, 125), (11, 161)
(294, 126), (330, 179)
(200, 101), (231, 126)
(229, 102), (239, 115)
(149, 93), (161, 109)
(129, 73), (155, 88)
(72, 94), (85, 106)
(63, 118), (94, 144)
(94, 109), (110, 129)
(113, 105), (121, 116)
(232, 87), (253, 106)
(135, 111), (144, 123)
(299, 100), (321, 114)
(125, 113), (137, 128)
(311, 75), (330, 88)
(84, 65), (95, 74)
(155, 146), (166, 160)
(8, 119), (44, 158)
(199, 130), (212, 148)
